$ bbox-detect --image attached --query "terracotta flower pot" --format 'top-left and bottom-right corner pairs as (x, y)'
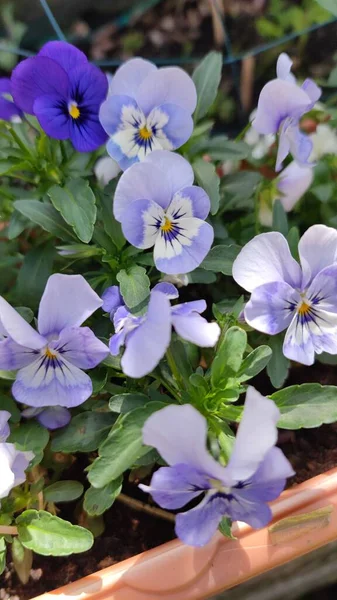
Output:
(32, 467), (337, 600)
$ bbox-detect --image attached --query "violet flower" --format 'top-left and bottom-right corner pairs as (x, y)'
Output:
(109, 284), (220, 378)
(253, 53), (321, 171)
(0, 410), (33, 500)
(102, 285), (124, 319)
(233, 225), (337, 365)
(114, 150), (214, 274)
(21, 406), (71, 430)
(139, 387), (294, 547)
(99, 57), (197, 169)
(11, 41), (108, 152)
(0, 78), (22, 122)
(0, 274), (109, 408)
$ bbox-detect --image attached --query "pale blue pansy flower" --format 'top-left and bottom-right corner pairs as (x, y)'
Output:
(0, 409), (33, 500)
(0, 274), (109, 408)
(139, 387), (294, 547)
(233, 225), (337, 365)
(113, 151), (214, 275)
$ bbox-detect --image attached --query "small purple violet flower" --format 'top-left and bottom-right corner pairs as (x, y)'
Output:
(11, 41), (108, 152)
(0, 78), (22, 122)
(109, 284), (220, 378)
(0, 274), (109, 408)
(21, 406), (71, 430)
(114, 151), (214, 274)
(233, 225), (337, 365)
(0, 409), (33, 500)
(99, 57), (197, 170)
(253, 53), (321, 171)
(101, 285), (124, 319)
(139, 387), (294, 547)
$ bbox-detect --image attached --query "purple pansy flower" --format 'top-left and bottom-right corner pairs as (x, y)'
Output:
(253, 53), (321, 171)
(0, 78), (22, 122)
(11, 41), (108, 152)
(233, 225), (337, 365)
(99, 57), (197, 170)
(0, 274), (109, 408)
(114, 151), (214, 274)
(139, 387), (294, 547)
(109, 285), (220, 378)
(0, 409), (33, 500)
(21, 406), (71, 430)
(102, 285), (124, 319)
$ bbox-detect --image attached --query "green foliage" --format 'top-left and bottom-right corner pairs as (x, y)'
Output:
(84, 477), (123, 516)
(192, 52), (223, 122)
(48, 179), (96, 243)
(271, 384), (337, 429)
(201, 244), (241, 275)
(193, 159), (220, 214)
(51, 412), (117, 453)
(117, 265), (150, 310)
(43, 481), (84, 504)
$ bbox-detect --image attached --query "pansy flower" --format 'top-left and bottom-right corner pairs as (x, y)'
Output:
(0, 410), (33, 500)
(0, 274), (108, 407)
(99, 57), (197, 170)
(11, 41), (108, 152)
(114, 151), (214, 274)
(253, 53), (321, 171)
(139, 387), (294, 547)
(21, 406), (71, 430)
(233, 225), (337, 365)
(109, 284), (220, 378)
(0, 78), (22, 122)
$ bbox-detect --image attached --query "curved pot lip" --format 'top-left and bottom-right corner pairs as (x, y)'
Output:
(32, 466), (337, 600)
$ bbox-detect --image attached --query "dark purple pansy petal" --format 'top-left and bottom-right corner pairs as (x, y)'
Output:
(39, 41), (87, 73)
(69, 116), (108, 152)
(0, 78), (22, 121)
(11, 56), (69, 114)
(33, 94), (70, 140)
(70, 63), (108, 108)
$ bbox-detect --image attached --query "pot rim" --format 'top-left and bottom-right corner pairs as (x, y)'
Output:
(31, 466), (337, 600)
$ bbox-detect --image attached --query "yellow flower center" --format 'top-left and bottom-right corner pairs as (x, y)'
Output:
(297, 301), (311, 316)
(138, 126), (152, 140)
(161, 217), (173, 232)
(45, 348), (57, 359)
(69, 102), (80, 119)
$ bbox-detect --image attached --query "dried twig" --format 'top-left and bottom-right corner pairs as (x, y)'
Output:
(116, 493), (175, 523)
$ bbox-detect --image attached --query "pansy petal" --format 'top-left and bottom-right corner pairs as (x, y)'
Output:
(172, 300), (206, 316)
(102, 286), (124, 314)
(301, 79), (321, 106)
(139, 464), (206, 509)
(114, 161), (172, 221)
(95, 156), (121, 186)
(276, 161), (313, 212)
(287, 123), (313, 167)
(226, 494), (272, 530)
(275, 120), (291, 171)
(121, 291), (171, 378)
(0, 411), (10, 442)
(298, 225), (337, 288)
(142, 404), (227, 479)
(144, 150), (194, 196)
(152, 282), (179, 298)
(232, 232), (302, 292)
(37, 406), (71, 430)
(0, 337), (37, 371)
(99, 94), (139, 137)
(276, 53), (295, 82)
(11, 56), (69, 114)
(136, 67), (197, 115)
(120, 198), (164, 249)
(0, 297), (45, 350)
(38, 274), (103, 338)
(172, 313), (220, 347)
(33, 94), (70, 139)
(109, 329), (127, 356)
(152, 103), (193, 149)
(109, 58), (157, 98)
(244, 281), (299, 335)
(0, 444), (15, 498)
(70, 63), (108, 108)
(306, 265), (337, 314)
(154, 220), (214, 275)
(246, 447), (294, 501)
(52, 326), (109, 369)
(12, 354), (92, 408)
(69, 116), (107, 153)
(253, 79), (311, 135)
(175, 494), (225, 547)
(0, 79), (22, 121)
(106, 138), (136, 170)
(283, 313), (315, 365)
(39, 41), (87, 71)
(225, 387), (281, 483)
(169, 186), (210, 220)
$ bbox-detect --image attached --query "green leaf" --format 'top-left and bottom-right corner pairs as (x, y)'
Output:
(267, 335), (289, 389)
(287, 226), (300, 261)
(192, 51), (222, 122)
(0, 537), (6, 576)
(100, 188), (125, 250)
(51, 412), (116, 453)
(13, 200), (76, 242)
(48, 179), (96, 243)
(109, 393), (149, 414)
(117, 266), (150, 309)
(315, 0), (337, 15)
(88, 402), (164, 488)
(9, 421), (49, 455)
(189, 136), (249, 161)
(12, 538), (32, 584)
(193, 159), (220, 214)
(16, 244), (55, 308)
(16, 510), (93, 556)
(272, 199), (288, 236)
(84, 477), (123, 516)
(237, 345), (272, 382)
(218, 517), (236, 539)
(211, 326), (247, 388)
(7, 210), (29, 240)
(201, 244), (241, 275)
(43, 481), (84, 504)
(271, 384), (337, 429)
(222, 172), (261, 211)
(0, 395), (21, 423)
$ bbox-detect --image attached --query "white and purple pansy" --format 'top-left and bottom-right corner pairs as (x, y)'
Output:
(99, 57), (197, 170)
(253, 52), (321, 171)
(0, 274), (109, 408)
(109, 283), (220, 378)
(0, 409), (34, 500)
(113, 151), (214, 274)
(233, 225), (337, 366)
(139, 387), (294, 547)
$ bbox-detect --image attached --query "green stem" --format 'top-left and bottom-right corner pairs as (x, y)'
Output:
(235, 121), (251, 142)
(7, 126), (34, 159)
(156, 374), (181, 402)
(166, 347), (184, 390)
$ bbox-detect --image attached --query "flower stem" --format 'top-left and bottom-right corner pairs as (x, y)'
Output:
(116, 493), (175, 523)
(166, 347), (184, 390)
(235, 121), (251, 141)
(0, 525), (18, 535)
(7, 126), (33, 159)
